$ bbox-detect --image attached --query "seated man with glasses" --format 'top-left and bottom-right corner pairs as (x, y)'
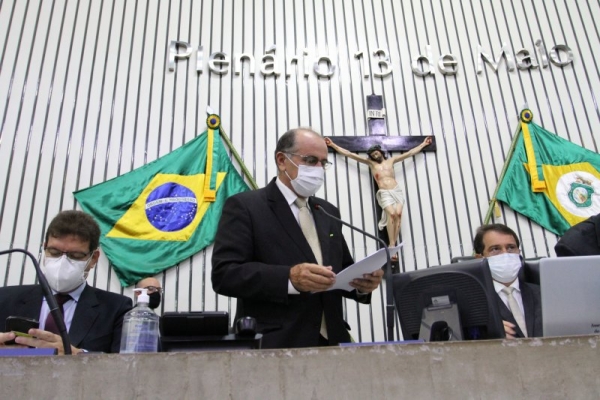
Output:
(473, 223), (542, 339)
(0, 210), (132, 354)
(135, 277), (163, 310)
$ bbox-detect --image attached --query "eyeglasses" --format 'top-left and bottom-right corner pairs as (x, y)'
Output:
(144, 286), (163, 294)
(286, 153), (332, 170)
(44, 247), (93, 261)
(486, 245), (520, 257)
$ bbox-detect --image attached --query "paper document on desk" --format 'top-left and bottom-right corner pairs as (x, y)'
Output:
(329, 244), (403, 292)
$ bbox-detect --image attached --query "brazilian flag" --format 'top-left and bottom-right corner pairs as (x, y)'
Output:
(74, 121), (249, 286)
(496, 109), (600, 236)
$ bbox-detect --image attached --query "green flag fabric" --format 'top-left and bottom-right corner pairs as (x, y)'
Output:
(74, 127), (249, 286)
(496, 111), (600, 236)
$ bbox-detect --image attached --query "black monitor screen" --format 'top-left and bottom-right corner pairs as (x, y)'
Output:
(393, 258), (505, 341)
(160, 311), (229, 337)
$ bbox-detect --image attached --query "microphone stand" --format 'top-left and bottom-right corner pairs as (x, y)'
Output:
(313, 203), (395, 342)
(0, 249), (72, 354)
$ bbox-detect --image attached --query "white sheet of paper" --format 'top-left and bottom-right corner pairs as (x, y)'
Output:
(328, 244), (403, 292)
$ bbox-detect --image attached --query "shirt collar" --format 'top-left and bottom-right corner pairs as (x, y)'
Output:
(49, 281), (87, 302)
(276, 176), (298, 207)
(493, 278), (521, 295)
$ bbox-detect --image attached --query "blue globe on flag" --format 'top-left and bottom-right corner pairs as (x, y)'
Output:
(145, 183), (198, 232)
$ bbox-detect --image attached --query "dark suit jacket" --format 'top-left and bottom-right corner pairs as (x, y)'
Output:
(554, 214), (600, 257)
(211, 178), (370, 349)
(0, 284), (132, 353)
(496, 281), (543, 338)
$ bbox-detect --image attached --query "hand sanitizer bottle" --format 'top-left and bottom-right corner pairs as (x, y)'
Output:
(119, 288), (159, 353)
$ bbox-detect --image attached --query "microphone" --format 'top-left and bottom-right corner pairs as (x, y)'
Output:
(312, 202), (396, 342)
(0, 248), (72, 355)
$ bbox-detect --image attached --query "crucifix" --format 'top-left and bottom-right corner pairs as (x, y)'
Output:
(325, 94), (436, 272)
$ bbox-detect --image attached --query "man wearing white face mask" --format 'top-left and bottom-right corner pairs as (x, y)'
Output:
(212, 128), (384, 349)
(0, 211), (132, 354)
(474, 224), (543, 339)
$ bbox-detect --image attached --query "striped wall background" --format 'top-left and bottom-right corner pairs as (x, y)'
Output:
(1, 0), (598, 343)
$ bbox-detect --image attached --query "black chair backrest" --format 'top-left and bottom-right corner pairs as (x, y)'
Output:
(520, 258), (544, 286)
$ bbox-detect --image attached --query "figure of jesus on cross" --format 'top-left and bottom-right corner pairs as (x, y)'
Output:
(326, 136), (432, 258)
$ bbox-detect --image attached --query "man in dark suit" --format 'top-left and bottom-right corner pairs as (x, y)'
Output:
(212, 128), (384, 349)
(0, 210), (132, 354)
(474, 224), (543, 338)
(555, 213), (600, 257)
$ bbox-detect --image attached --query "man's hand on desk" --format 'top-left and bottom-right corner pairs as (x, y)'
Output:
(350, 269), (384, 294)
(15, 329), (84, 355)
(290, 263), (336, 292)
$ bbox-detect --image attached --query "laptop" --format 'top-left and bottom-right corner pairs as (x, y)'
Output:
(540, 255), (600, 337)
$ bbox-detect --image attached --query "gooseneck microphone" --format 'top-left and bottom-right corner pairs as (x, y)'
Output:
(0, 248), (72, 355)
(312, 202), (395, 342)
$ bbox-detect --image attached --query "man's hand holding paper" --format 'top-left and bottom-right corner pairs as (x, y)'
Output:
(329, 244), (403, 292)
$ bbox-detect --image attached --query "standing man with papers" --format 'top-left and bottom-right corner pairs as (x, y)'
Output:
(212, 128), (383, 349)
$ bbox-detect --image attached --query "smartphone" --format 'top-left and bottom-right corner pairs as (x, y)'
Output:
(5, 316), (39, 345)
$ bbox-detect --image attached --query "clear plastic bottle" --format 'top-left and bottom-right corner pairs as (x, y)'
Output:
(119, 288), (159, 353)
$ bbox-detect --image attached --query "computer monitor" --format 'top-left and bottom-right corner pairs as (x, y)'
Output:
(540, 255), (600, 337)
(393, 258), (505, 341)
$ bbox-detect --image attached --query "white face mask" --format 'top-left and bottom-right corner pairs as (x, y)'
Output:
(487, 253), (522, 284)
(285, 156), (325, 197)
(43, 254), (92, 293)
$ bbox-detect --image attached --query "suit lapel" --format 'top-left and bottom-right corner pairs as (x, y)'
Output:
(266, 179), (317, 263)
(69, 285), (100, 347)
(520, 282), (535, 337)
(496, 294), (514, 323)
(496, 293), (526, 337)
(15, 286), (45, 321)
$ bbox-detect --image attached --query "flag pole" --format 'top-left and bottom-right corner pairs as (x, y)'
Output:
(206, 111), (259, 190)
(218, 126), (259, 190)
(483, 117), (523, 224)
